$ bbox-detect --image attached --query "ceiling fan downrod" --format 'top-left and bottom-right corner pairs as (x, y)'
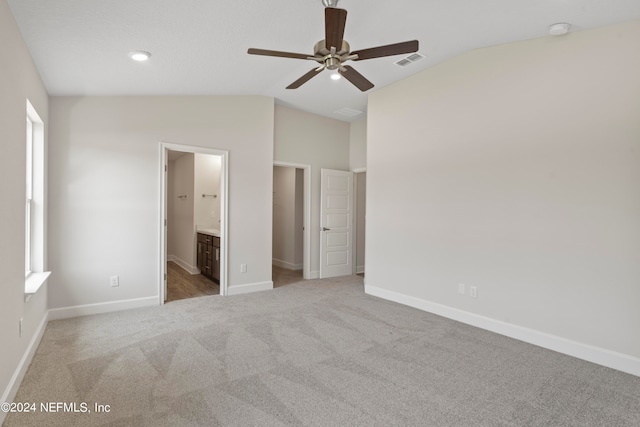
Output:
(322, 0), (339, 8)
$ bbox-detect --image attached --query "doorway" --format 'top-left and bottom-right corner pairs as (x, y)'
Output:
(160, 143), (229, 304)
(272, 162), (311, 287)
(353, 170), (366, 277)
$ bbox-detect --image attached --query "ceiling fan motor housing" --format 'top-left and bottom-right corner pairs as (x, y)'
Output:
(313, 40), (350, 69)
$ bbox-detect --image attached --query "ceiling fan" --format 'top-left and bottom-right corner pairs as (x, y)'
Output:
(247, 0), (419, 92)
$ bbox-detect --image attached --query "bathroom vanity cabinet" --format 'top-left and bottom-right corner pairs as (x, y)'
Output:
(197, 232), (220, 282)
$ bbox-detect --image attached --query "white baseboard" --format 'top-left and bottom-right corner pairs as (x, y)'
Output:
(1, 311), (49, 425)
(168, 255), (200, 275)
(365, 285), (640, 378)
(227, 281), (273, 296)
(356, 265), (365, 274)
(48, 297), (158, 321)
(272, 258), (303, 271)
(309, 270), (320, 280)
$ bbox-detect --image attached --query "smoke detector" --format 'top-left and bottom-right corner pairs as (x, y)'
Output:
(549, 23), (571, 36)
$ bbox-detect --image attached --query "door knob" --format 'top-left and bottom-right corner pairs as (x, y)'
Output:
(322, 227), (331, 231)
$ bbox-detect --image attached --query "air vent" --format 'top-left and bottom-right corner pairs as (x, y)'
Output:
(395, 52), (425, 67)
(334, 107), (364, 118)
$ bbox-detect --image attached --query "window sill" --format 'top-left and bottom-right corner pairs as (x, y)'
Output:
(25, 271), (51, 302)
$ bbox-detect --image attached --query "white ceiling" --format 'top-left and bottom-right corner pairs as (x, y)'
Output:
(7, 0), (640, 122)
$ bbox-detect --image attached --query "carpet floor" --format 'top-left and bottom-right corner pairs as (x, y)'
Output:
(4, 275), (640, 426)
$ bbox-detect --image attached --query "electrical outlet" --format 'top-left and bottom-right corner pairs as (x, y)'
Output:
(240, 264), (247, 273)
(110, 275), (119, 287)
(458, 283), (466, 295)
(470, 286), (477, 298)
(19, 318), (23, 338)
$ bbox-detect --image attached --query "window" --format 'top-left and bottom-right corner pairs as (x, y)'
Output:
(25, 100), (50, 296)
(26, 116), (33, 275)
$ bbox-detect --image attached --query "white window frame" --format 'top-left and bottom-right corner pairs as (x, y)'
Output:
(26, 116), (33, 276)
(25, 100), (50, 298)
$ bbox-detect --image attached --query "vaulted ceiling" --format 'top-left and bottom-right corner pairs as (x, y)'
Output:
(7, 0), (640, 121)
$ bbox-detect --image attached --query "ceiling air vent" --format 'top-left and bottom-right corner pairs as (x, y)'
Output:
(334, 107), (364, 118)
(395, 52), (425, 67)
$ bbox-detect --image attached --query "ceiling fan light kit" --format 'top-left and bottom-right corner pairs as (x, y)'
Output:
(247, 4), (419, 92)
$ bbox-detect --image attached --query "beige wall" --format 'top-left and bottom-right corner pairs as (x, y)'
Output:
(349, 118), (367, 171)
(0, 0), (49, 412)
(167, 154), (195, 268)
(366, 20), (640, 369)
(274, 105), (350, 277)
(48, 96), (274, 308)
(194, 153), (221, 231)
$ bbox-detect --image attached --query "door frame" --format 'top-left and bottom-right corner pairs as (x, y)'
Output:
(160, 142), (229, 304)
(352, 168), (366, 275)
(273, 161), (311, 280)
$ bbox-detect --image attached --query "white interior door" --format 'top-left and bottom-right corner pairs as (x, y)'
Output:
(320, 168), (353, 278)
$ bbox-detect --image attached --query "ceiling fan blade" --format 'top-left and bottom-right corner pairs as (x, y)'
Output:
(339, 66), (374, 92)
(247, 48), (310, 60)
(287, 68), (324, 89)
(325, 8), (347, 51)
(352, 40), (419, 61)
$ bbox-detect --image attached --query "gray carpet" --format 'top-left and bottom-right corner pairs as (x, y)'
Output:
(4, 275), (640, 426)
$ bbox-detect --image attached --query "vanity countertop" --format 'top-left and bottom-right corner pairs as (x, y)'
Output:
(197, 229), (220, 237)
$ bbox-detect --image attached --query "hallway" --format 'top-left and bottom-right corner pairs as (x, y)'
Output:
(272, 265), (303, 288)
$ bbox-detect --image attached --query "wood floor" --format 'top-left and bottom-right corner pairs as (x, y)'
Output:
(166, 263), (305, 303)
(272, 266), (362, 286)
(166, 261), (219, 302)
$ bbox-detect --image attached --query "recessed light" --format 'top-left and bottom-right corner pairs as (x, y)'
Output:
(330, 73), (341, 81)
(128, 50), (151, 61)
(549, 23), (571, 36)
